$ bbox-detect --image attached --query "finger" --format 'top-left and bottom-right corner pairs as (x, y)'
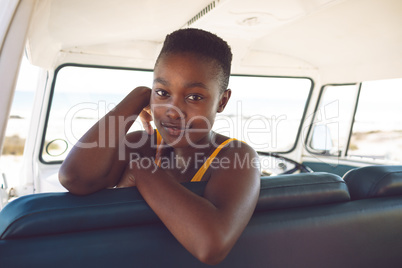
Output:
(140, 110), (153, 121)
(139, 110), (153, 135)
(141, 118), (153, 135)
(145, 124), (153, 135)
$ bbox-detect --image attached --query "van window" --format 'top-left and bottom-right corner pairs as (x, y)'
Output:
(348, 78), (402, 163)
(41, 66), (312, 163)
(0, 57), (40, 188)
(41, 66), (153, 163)
(217, 76), (312, 152)
(307, 79), (402, 164)
(307, 84), (359, 156)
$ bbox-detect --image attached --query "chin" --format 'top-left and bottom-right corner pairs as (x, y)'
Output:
(161, 130), (211, 149)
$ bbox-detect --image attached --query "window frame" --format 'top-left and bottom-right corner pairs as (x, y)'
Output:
(39, 64), (155, 164)
(40, 64), (314, 164)
(345, 79), (402, 162)
(304, 83), (361, 158)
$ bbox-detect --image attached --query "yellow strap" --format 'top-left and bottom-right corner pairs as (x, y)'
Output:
(155, 129), (162, 166)
(154, 129), (237, 182)
(191, 138), (237, 182)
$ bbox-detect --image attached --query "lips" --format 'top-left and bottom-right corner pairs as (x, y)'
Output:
(161, 121), (189, 136)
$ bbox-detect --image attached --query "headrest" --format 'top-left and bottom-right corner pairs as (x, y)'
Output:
(0, 172), (349, 239)
(256, 172), (350, 211)
(343, 165), (402, 200)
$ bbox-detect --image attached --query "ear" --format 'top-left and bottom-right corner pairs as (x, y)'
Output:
(217, 89), (231, 113)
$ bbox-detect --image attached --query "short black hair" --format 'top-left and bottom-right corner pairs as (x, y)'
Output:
(155, 28), (232, 92)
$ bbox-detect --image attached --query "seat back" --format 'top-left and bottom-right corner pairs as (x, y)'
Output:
(343, 165), (402, 200)
(3, 171), (402, 267)
(0, 172), (349, 239)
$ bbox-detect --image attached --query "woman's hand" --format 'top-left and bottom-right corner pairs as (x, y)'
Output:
(139, 105), (153, 135)
(117, 155), (160, 188)
(131, 86), (153, 134)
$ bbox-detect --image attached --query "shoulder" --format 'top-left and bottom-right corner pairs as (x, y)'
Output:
(214, 133), (259, 165)
(203, 133), (260, 211)
(207, 133), (260, 181)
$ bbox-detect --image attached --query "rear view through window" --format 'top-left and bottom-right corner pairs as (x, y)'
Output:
(42, 66), (312, 163)
(349, 79), (402, 162)
(215, 75), (312, 152)
(307, 78), (402, 164)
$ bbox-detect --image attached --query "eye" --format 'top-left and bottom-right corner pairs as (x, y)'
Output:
(155, 89), (169, 97)
(187, 94), (203, 101)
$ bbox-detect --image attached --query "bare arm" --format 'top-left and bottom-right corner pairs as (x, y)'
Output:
(130, 142), (260, 265)
(59, 86), (151, 195)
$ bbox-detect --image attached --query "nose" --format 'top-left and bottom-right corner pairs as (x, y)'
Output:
(166, 97), (186, 120)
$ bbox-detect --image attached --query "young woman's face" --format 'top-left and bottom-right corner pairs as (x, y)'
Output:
(151, 52), (229, 148)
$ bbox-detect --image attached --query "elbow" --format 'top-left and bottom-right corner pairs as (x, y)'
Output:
(198, 252), (227, 266)
(194, 233), (232, 265)
(59, 165), (74, 189)
(59, 169), (80, 195)
(58, 167), (93, 196)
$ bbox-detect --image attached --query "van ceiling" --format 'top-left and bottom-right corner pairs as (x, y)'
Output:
(27, 0), (402, 83)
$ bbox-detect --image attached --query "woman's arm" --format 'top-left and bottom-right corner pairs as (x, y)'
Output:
(131, 142), (260, 265)
(59, 86), (151, 195)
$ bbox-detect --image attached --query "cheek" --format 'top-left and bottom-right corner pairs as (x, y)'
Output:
(149, 94), (156, 106)
(187, 108), (217, 129)
(150, 96), (162, 117)
(151, 105), (164, 120)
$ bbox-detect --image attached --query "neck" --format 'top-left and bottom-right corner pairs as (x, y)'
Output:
(172, 132), (215, 168)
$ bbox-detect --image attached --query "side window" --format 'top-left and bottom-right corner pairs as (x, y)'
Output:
(214, 76), (312, 152)
(348, 79), (402, 162)
(41, 66), (153, 163)
(307, 84), (359, 156)
(0, 57), (40, 192)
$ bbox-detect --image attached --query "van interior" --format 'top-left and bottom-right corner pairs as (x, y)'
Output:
(0, 0), (402, 267)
